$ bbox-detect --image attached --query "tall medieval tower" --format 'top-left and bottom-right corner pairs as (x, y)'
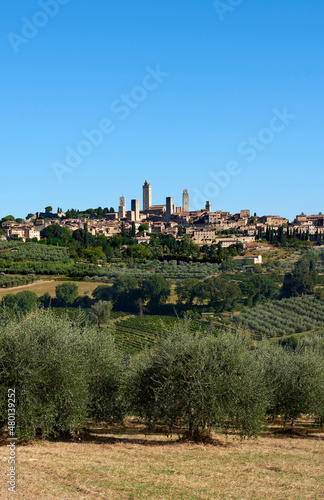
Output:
(182, 189), (189, 212)
(143, 180), (152, 211)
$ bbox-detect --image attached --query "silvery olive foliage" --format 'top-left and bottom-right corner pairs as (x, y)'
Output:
(0, 309), (125, 439)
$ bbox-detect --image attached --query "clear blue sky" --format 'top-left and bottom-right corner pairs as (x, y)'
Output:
(1, 0), (323, 221)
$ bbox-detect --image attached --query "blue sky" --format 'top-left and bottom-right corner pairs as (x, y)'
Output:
(1, 0), (323, 221)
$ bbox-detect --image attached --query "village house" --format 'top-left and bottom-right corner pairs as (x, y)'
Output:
(258, 215), (289, 227)
(235, 255), (263, 265)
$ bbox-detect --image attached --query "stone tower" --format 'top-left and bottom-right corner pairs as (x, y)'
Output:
(166, 197), (174, 219)
(131, 199), (140, 221)
(182, 189), (189, 212)
(143, 180), (152, 211)
(118, 196), (126, 219)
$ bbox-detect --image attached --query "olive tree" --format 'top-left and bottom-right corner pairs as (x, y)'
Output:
(256, 340), (324, 425)
(0, 310), (89, 439)
(83, 325), (127, 422)
(128, 323), (267, 440)
(90, 300), (112, 327)
(0, 309), (125, 439)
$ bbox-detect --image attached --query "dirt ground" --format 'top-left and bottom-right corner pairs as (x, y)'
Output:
(0, 421), (323, 499)
(0, 280), (101, 300)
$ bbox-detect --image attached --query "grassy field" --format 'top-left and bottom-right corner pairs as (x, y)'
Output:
(0, 280), (101, 300)
(166, 284), (178, 304)
(0, 421), (323, 499)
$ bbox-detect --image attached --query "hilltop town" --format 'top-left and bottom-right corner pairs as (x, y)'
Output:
(2, 180), (323, 251)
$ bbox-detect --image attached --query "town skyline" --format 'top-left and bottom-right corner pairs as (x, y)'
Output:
(3, 177), (324, 250)
(1, 176), (323, 223)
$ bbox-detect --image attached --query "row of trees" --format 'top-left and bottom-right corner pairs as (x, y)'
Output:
(0, 275), (36, 288)
(0, 286), (113, 329)
(0, 311), (323, 441)
(91, 273), (282, 315)
(93, 276), (171, 313)
(1, 273), (280, 317)
(236, 296), (324, 338)
(0, 260), (99, 277)
(262, 225), (324, 246)
(92, 260), (222, 281)
(0, 278), (168, 318)
(65, 207), (115, 218)
(175, 274), (280, 311)
(0, 242), (70, 262)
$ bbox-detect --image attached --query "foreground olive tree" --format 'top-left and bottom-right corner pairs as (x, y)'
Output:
(0, 309), (125, 439)
(256, 338), (324, 426)
(84, 324), (127, 423)
(128, 324), (268, 440)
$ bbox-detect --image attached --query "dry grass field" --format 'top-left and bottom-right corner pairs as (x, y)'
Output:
(166, 284), (178, 304)
(0, 280), (102, 301)
(1, 421), (323, 500)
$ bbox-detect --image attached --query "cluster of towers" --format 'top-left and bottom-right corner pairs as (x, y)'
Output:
(118, 197), (140, 221)
(143, 180), (189, 216)
(117, 181), (190, 221)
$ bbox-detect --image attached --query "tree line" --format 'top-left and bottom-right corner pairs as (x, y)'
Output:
(262, 225), (324, 246)
(0, 310), (323, 441)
